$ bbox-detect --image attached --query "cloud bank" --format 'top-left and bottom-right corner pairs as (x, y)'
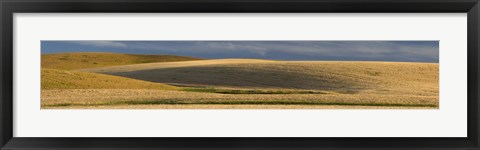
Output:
(41, 41), (439, 62)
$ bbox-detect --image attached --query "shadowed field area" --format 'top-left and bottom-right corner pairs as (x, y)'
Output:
(42, 54), (439, 109)
(42, 69), (178, 90)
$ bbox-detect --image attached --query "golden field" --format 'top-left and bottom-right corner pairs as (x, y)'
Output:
(42, 52), (201, 70)
(41, 52), (439, 109)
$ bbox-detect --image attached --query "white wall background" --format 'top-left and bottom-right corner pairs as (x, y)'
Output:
(13, 13), (467, 137)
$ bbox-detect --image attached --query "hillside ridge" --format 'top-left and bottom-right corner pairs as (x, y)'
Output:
(42, 52), (203, 70)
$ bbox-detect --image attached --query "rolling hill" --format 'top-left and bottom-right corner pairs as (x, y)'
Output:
(42, 52), (202, 70)
(83, 59), (439, 95)
(41, 53), (439, 109)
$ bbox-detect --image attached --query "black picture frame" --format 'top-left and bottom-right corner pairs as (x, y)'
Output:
(1, 0), (479, 149)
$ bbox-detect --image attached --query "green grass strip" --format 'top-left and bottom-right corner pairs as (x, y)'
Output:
(45, 99), (438, 108)
(181, 87), (325, 94)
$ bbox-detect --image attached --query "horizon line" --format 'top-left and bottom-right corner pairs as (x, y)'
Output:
(41, 51), (439, 63)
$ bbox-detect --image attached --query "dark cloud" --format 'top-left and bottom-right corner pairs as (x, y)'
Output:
(41, 41), (439, 62)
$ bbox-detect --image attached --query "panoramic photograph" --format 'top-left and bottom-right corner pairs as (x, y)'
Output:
(41, 41), (439, 109)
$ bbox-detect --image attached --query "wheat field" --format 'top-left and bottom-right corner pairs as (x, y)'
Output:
(42, 89), (437, 108)
(42, 53), (439, 109)
(42, 52), (201, 70)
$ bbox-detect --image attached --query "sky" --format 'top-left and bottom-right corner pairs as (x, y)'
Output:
(41, 41), (439, 62)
